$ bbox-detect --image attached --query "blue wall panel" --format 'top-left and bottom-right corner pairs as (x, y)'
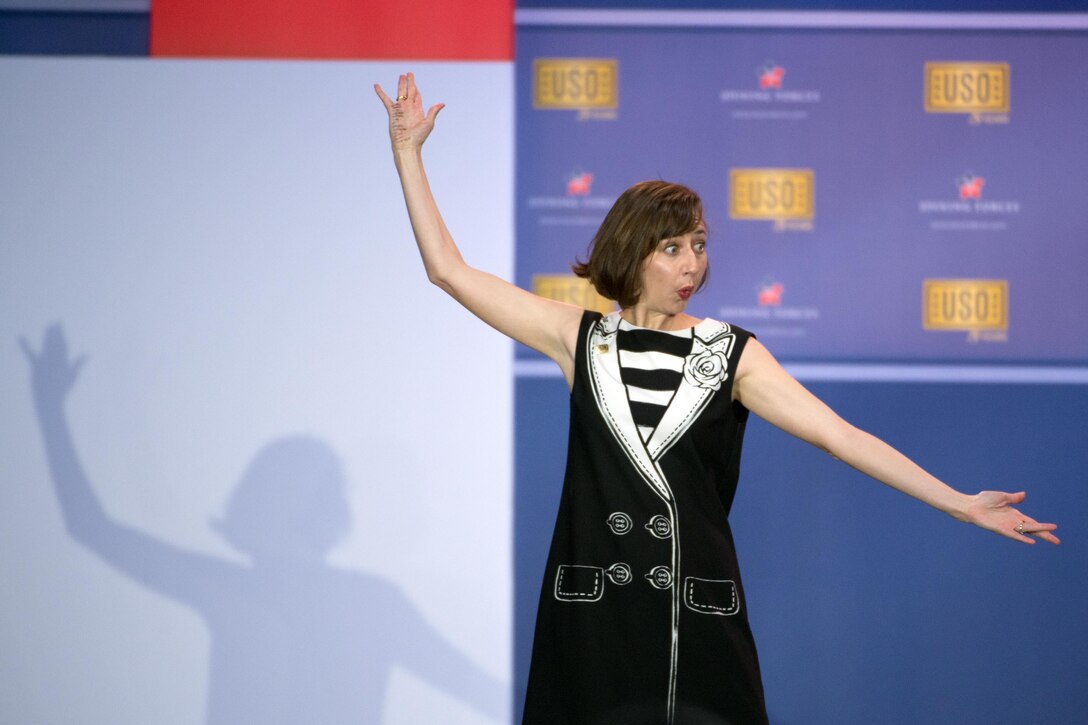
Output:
(515, 378), (1087, 722)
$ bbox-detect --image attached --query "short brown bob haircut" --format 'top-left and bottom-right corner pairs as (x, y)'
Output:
(571, 180), (706, 310)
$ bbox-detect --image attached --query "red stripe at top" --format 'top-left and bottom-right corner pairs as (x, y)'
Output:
(150, 0), (513, 60)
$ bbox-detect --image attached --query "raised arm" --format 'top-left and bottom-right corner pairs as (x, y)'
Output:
(734, 338), (1059, 545)
(375, 72), (583, 384)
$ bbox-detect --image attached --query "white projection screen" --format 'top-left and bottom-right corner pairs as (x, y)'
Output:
(0, 57), (513, 724)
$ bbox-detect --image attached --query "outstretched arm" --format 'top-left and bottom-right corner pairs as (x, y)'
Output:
(734, 338), (1059, 545)
(375, 73), (583, 384)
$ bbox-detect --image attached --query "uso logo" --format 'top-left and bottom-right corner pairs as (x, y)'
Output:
(923, 279), (1008, 332)
(925, 62), (1009, 114)
(533, 58), (618, 110)
(729, 169), (814, 223)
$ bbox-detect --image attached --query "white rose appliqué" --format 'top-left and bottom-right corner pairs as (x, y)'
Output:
(683, 349), (729, 391)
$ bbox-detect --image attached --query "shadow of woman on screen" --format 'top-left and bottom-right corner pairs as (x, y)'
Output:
(21, 324), (506, 724)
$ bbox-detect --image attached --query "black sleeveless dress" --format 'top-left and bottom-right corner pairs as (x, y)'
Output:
(523, 311), (768, 725)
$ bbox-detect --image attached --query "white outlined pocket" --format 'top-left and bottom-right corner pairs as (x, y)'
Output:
(554, 564), (603, 602)
(683, 577), (739, 616)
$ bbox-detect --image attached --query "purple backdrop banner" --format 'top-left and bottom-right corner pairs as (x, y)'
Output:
(515, 22), (1088, 364)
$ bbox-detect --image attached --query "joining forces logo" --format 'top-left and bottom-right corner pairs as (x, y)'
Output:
(918, 171), (1020, 232)
(526, 169), (614, 226)
(719, 277), (820, 339)
(719, 61), (821, 121)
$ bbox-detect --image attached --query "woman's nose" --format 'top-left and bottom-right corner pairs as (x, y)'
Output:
(680, 248), (698, 273)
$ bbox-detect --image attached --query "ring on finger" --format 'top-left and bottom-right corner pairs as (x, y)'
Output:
(1015, 521), (1026, 535)
(395, 94), (408, 101)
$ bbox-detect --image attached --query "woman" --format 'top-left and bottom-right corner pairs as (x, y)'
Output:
(375, 73), (1058, 725)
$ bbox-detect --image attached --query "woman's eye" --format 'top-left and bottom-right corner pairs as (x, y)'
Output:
(664, 244), (678, 255)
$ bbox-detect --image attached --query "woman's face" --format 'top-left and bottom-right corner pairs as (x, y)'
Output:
(635, 224), (708, 315)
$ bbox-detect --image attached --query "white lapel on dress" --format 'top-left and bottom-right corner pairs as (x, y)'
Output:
(646, 319), (736, 461)
(587, 312), (673, 503)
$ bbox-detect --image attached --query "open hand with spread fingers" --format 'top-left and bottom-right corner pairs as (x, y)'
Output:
(964, 490), (1060, 545)
(374, 72), (445, 152)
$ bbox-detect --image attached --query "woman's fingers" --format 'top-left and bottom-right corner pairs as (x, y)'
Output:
(1007, 513), (1060, 545)
(1036, 530), (1061, 545)
(375, 74), (409, 109)
(376, 73), (441, 149)
(1024, 520), (1060, 544)
(377, 72), (432, 108)
(374, 83), (393, 109)
(970, 492), (1059, 546)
